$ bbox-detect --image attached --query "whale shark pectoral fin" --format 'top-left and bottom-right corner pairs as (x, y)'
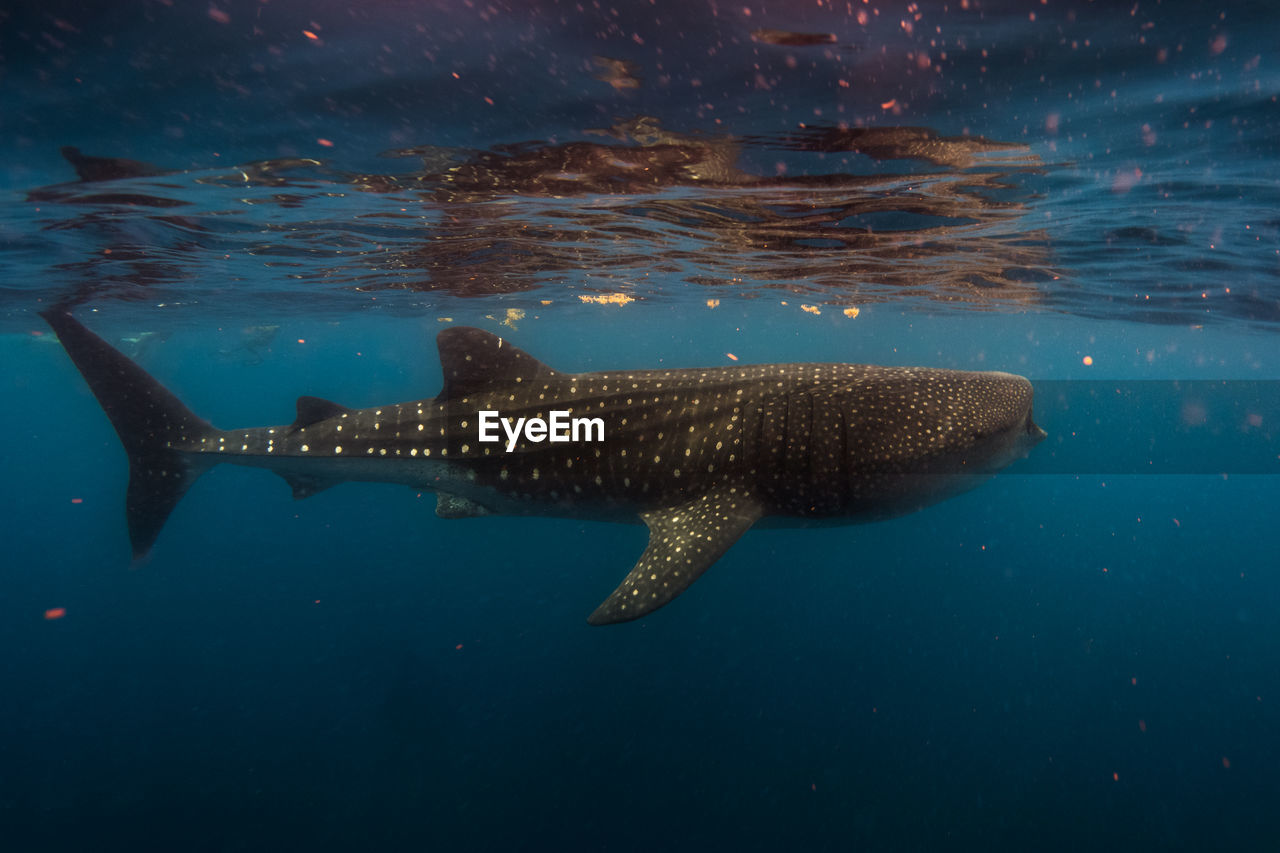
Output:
(435, 492), (492, 519)
(587, 488), (763, 626)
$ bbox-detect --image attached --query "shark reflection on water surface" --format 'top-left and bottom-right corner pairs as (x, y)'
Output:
(30, 117), (1052, 310)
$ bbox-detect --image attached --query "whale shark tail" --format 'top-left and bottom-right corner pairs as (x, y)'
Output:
(41, 310), (217, 559)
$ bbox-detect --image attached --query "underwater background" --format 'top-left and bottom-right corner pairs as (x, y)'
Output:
(2, 1), (1279, 850)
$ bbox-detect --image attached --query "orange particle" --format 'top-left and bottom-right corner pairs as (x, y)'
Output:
(706, 298), (720, 308)
(843, 306), (860, 318)
(71, 497), (83, 504)
(577, 293), (634, 306)
(44, 607), (66, 620)
(726, 353), (739, 361)
(540, 300), (553, 305)
(452, 72), (461, 79)
(800, 304), (821, 315)
(297, 338), (306, 344)
(484, 96), (494, 106)
(455, 643), (464, 651)
(303, 30), (319, 40)
(1222, 757), (1231, 769)
(1082, 355), (1093, 366)
(30, 330), (44, 337)
(880, 98), (897, 110)
(207, 7), (230, 24)
(316, 138), (334, 147)
(1111, 168), (1142, 194)
(1113, 772), (1119, 781)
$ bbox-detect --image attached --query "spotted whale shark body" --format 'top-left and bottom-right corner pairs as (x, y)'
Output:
(42, 311), (1044, 625)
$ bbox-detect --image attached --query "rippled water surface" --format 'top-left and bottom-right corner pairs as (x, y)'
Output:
(5, 0), (1277, 326)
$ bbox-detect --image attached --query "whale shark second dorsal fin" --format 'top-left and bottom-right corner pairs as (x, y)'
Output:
(292, 395), (353, 430)
(435, 326), (562, 400)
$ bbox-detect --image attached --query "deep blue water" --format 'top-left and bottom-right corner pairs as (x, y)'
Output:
(3, 1), (1279, 850)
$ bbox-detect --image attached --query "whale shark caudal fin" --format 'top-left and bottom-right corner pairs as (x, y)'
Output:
(40, 310), (218, 559)
(588, 487), (763, 625)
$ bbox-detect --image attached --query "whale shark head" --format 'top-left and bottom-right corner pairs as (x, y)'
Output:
(821, 367), (1045, 517)
(945, 370), (1046, 471)
(878, 368), (1045, 473)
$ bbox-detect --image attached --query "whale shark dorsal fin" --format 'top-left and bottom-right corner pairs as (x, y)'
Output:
(588, 487), (763, 625)
(293, 395), (353, 430)
(436, 326), (561, 400)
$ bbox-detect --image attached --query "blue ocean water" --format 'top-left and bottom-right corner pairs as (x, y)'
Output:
(2, 1), (1279, 850)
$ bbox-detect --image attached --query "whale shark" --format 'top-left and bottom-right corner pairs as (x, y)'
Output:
(41, 311), (1044, 624)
